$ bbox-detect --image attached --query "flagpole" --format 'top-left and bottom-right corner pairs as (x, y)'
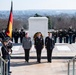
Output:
(1, 1), (13, 55)
(5, 1), (13, 38)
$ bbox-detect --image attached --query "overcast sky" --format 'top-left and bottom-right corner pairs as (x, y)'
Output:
(0, 0), (76, 10)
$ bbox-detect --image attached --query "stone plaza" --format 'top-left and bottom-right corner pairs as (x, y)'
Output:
(10, 43), (76, 75)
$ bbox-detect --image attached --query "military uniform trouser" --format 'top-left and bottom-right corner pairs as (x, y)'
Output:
(54, 37), (57, 43)
(73, 37), (75, 43)
(59, 37), (62, 43)
(69, 36), (72, 44)
(20, 37), (23, 43)
(14, 38), (18, 43)
(47, 49), (53, 62)
(64, 37), (68, 43)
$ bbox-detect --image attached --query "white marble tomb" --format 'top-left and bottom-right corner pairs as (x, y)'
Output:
(28, 17), (48, 41)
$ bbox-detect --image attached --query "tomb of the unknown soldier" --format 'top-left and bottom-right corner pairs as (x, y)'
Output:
(1, 1), (76, 75)
(28, 17), (48, 40)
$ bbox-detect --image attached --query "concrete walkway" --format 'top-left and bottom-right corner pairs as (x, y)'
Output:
(11, 59), (68, 75)
(10, 43), (76, 75)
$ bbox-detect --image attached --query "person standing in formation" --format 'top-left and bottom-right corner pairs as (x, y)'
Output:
(19, 29), (25, 43)
(13, 28), (19, 43)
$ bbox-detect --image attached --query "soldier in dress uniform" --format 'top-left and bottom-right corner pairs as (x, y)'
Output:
(11, 30), (14, 42)
(53, 30), (58, 43)
(13, 28), (19, 43)
(68, 26), (73, 44)
(45, 32), (55, 63)
(58, 29), (63, 43)
(34, 32), (44, 63)
(1, 37), (12, 74)
(63, 29), (69, 43)
(72, 29), (76, 43)
(19, 29), (25, 43)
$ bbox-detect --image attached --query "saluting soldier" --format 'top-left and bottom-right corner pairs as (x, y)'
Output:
(13, 28), (19, 43)
(19, 29), (25, 43)
(45, 32), (55, 63)
(34, 32), (44, 63)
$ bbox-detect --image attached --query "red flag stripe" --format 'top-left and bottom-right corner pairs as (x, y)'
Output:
(6, 1), (13, 38)
(9, 12), (13, 23)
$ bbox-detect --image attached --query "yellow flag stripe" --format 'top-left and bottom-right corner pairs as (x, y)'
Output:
(7, 22), (12, 38)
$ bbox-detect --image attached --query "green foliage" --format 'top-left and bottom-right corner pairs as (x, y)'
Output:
(46, 16), (53, 29)
(34, 13), (42, 17)
(23, 24), (28, 30)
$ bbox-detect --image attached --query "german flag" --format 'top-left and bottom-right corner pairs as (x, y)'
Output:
(6, 1), (13, 38)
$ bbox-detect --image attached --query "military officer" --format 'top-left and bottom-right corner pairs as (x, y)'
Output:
(45, 32), (55, 63)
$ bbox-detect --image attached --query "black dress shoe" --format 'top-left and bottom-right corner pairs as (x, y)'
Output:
(48, 61), (51, 63)
(26, 60), (29, 63)
(37, 61), (41, 63)
(9, 71), (12, 73)
(39, 61), (41, 63)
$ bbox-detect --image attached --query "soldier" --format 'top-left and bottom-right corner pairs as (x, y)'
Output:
(34, 32), (44, 63)
(13, 28), (19, 43)
(72, 29), (76, 43)
(68, 26), (73, 44)
(53, 30), (58, 43)
(58, 29), (63, 43)
(63, 29), (69, 43)
(45, 32), (55, 63)
(1, 37), (12, 74)
(11, 30), (14, 42)
(19, 29), (25, 43)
